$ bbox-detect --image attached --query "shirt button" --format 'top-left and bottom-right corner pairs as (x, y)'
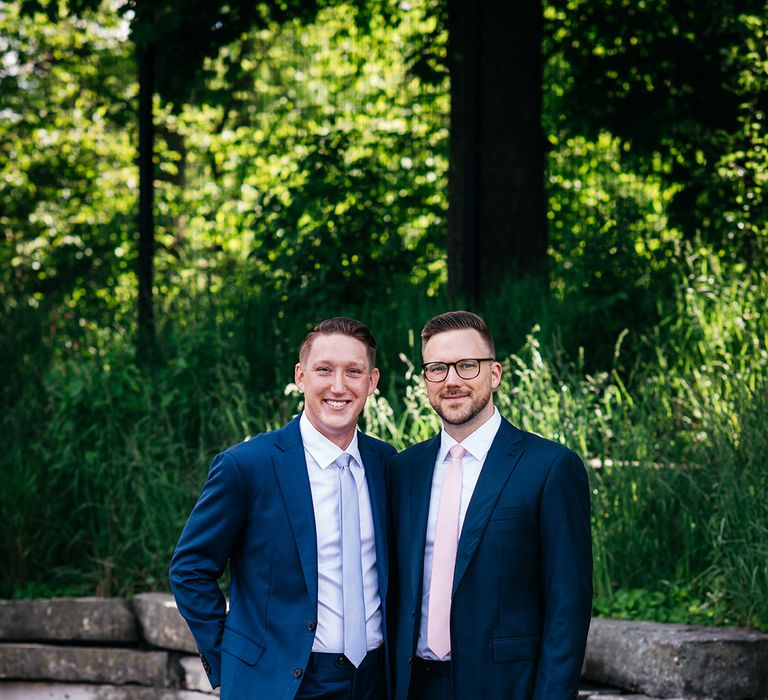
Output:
(307, 621), (317, 631)
(293, 668), (303, 678)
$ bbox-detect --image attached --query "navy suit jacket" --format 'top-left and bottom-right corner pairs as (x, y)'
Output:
(388, 417), (592, 700)
(170, 415), (396, 700)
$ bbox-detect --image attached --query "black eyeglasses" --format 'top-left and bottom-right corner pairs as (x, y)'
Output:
(422, 358), (495, 382)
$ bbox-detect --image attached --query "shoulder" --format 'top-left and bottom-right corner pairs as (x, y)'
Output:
(221, 416), (302, 466)
(388, 435), (439, 473)
(492, 418), (587, 492)
(358, 431), (397, 458)
(499, 417), (579, 461)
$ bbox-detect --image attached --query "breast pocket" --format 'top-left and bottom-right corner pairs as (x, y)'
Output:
(489, 504), (528, 522)
(492, 634), (541, 662)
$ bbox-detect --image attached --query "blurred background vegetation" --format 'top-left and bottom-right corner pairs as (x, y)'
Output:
(1, 0), (766, 631)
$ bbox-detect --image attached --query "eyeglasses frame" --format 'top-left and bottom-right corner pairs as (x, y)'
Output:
(421, 357), (496, 382)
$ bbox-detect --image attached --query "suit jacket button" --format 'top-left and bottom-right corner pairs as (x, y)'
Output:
(307, 621), (317, 631)
(293, 668), (303, 678)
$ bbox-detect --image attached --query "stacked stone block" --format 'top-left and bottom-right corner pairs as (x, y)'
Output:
(0, 595), (213, 698)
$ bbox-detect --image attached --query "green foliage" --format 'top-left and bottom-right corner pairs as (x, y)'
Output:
(546, 133), (682, 363)
(2, 0), (768, 636)
(703, 384), (768, 631)
(252, 128), (443, 307)
(146, 2), (448, 334)
(586, 249), (768, 629)
(545, 0), (768, 255)
(1, 321), (290, 597)
(0, 3), (136, 405)
(592, 584), (730, 626)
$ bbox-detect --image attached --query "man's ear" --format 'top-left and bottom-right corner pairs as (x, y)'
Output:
(367, 367), (380, 396)
(490, 360), (502, 389)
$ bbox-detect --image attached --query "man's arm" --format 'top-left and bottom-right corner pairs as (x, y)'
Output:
(169, 451), (247, 689)
(533, 449), (593, 700)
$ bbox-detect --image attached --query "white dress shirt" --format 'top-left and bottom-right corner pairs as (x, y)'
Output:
(416, 407), (502, 659)
(300, 413), (384, 653)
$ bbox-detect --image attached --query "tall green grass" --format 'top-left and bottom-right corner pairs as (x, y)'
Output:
(585, 249), (768, 627)
(2, 251), (767, 631)
(1, 328), (268, 596)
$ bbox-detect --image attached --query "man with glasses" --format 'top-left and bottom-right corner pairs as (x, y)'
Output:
(170, 317), (395, 700)
(388, 311), (592, 700)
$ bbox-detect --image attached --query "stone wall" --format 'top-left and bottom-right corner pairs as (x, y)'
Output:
(0, 594), (213, 699)
(1, 596), (767, 699)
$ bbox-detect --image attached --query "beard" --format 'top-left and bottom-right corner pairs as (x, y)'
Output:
(429, 388), (492, 427)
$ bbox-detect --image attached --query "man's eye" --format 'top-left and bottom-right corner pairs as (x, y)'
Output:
(347, 368), (363, 376)
(459, 361), (476, 370)
(315, 367), (331, 374)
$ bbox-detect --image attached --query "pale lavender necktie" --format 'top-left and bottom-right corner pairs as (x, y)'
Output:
(337, 453), (367, 667)
(427, 444), (466, 659)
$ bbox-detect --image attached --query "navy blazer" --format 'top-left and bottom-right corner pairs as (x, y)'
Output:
(170, 415), (396, 700)
(388, 417), (592, 700)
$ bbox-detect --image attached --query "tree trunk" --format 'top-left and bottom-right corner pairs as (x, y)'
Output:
(447, 0), (546, 301)
(137, 42), (155, 359)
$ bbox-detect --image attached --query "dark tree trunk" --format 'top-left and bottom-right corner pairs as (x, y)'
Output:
(137, 42), (155, 358)
(447, 0), (546, 301)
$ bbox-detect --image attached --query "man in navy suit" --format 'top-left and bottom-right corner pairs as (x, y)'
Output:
(388, 311), (592, 700)
(170, 317), (395, 700)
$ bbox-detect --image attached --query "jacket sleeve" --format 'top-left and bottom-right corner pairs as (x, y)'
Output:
(169, 451), (248, 689)
(533, 449), (593, 700)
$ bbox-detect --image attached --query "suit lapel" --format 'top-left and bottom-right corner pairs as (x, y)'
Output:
(410, 436), (441, 602)
(273, 417), (319, 603)
(359, 435), (388, 602)
(453, 420), (524, 593)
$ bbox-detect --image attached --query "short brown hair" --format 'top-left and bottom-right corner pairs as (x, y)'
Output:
(421, 310), (495, 356)
(299, 317), (377, 368)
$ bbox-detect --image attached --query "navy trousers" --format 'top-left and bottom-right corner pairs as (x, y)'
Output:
(408, 659), (452, 700)
(296, 648), (385, 700)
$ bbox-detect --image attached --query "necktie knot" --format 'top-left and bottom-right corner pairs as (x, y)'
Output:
(335, 452), (354, 471)
(448, 445), (467, 461)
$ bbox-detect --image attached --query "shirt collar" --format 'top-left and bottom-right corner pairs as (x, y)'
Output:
(299, 411), (362, 470)
(438, 406), (502, 463)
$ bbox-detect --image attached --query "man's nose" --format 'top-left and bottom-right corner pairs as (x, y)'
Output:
(331, 369), (346, 392)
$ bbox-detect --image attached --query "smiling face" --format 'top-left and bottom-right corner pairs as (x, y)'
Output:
(295, 333), (380, 449)
(422, 328), (502, 442)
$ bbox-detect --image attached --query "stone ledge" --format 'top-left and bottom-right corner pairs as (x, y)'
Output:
(0, 598), (138, 643)
(0, 683), (215, 699)
(0, 644), (173, 687)
(583, 617), (768, 700)
(132, 593), (196, 654)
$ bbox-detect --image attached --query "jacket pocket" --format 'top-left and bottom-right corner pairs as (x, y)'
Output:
(492, 634), (540, 662)
(489, 505), (528, 521)
(221, 626), (265, 665)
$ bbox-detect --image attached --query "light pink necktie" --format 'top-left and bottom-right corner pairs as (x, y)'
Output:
(427, 444), (466, 659)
